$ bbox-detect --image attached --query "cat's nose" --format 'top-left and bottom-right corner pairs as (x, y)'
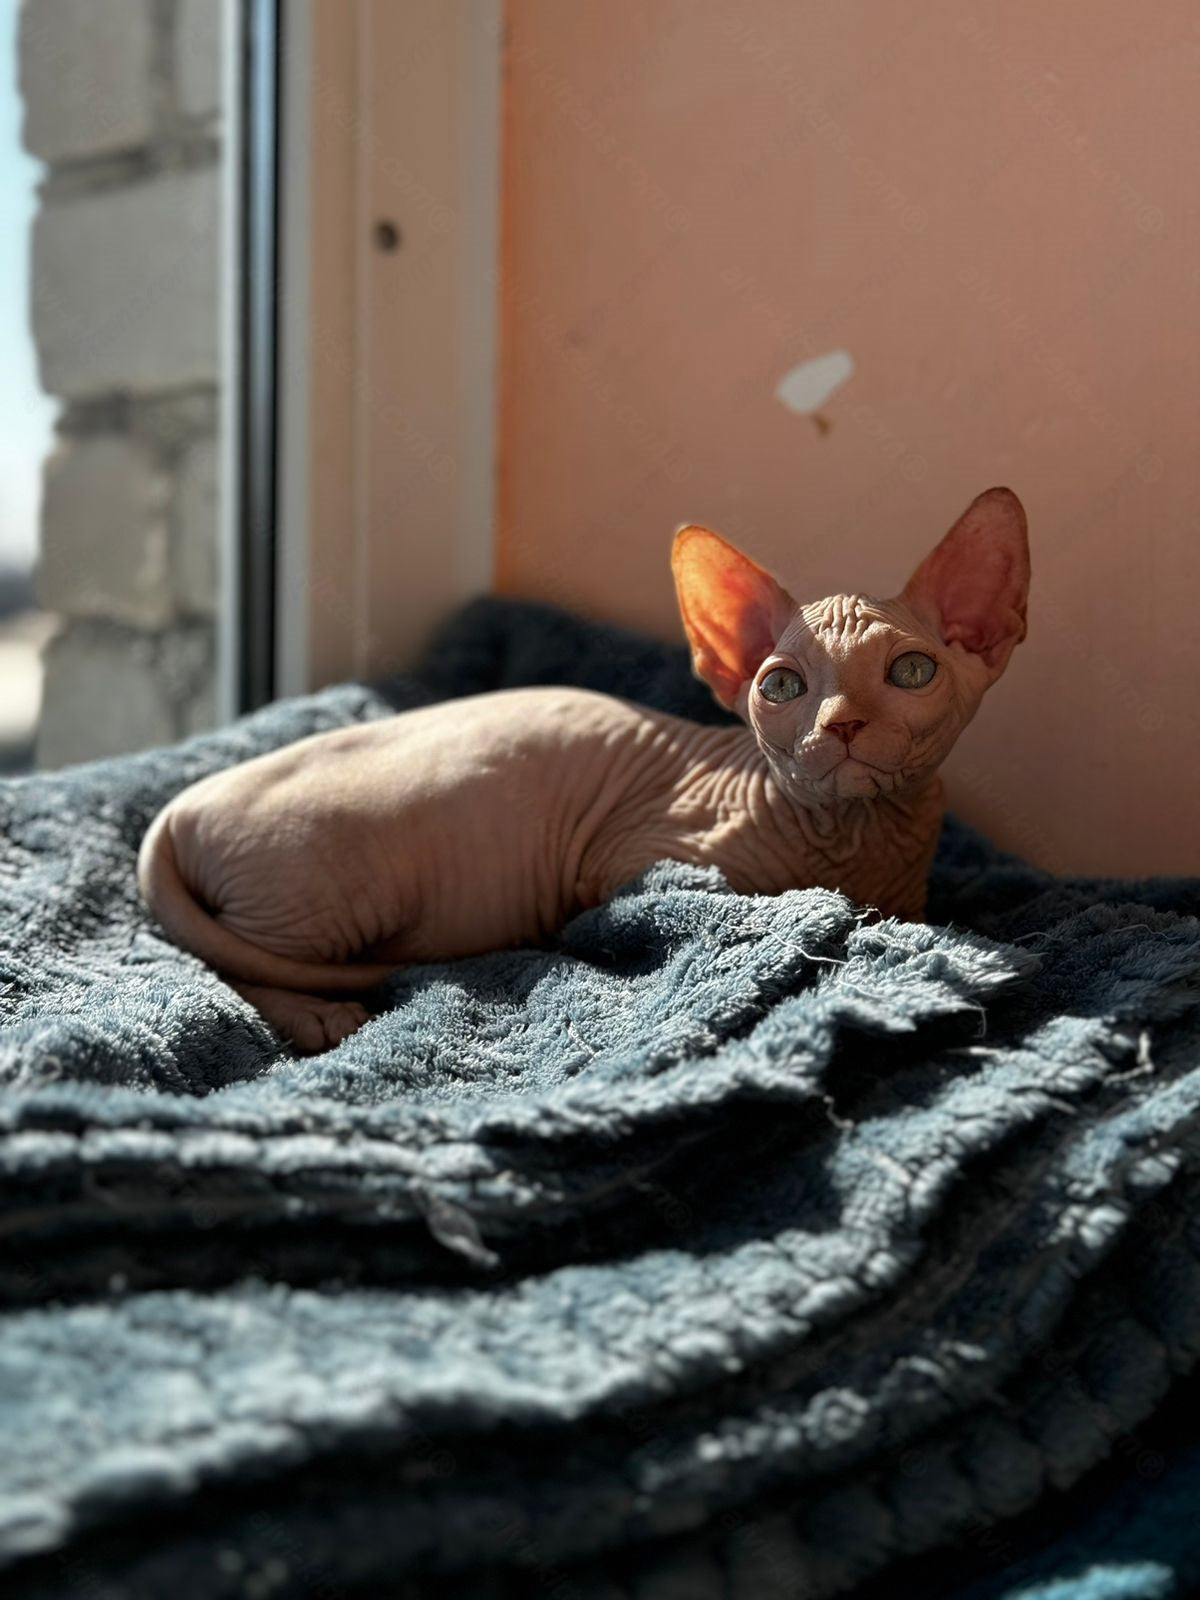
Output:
(824, 718), (867, 745)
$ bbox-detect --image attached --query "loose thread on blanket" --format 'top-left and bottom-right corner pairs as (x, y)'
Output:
(411, 1183), (500, 1271)
(793, 945), (849, 966)
(961, 999), (989, 1039)
(819, 1091), (855, 1134)
(566, 1018), (597, 1059)
(1106, 1028), (1158, 1085)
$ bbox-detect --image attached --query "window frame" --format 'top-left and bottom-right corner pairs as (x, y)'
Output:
(267, 0), (503, 703)
(220, 0), (283, 717)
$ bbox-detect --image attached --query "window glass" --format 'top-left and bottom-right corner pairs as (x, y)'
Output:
(0, 0), (226, 772)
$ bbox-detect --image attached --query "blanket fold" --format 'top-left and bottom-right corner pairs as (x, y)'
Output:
(1, 596), (1198, 1599)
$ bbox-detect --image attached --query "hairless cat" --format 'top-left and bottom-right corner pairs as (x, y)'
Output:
(138, 486), (1030, 1051)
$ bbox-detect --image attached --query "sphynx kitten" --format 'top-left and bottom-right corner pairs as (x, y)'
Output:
(138, 486), (1029, 1052)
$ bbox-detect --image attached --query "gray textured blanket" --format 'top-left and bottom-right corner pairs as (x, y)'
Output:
(1, 598), (1199, 1599)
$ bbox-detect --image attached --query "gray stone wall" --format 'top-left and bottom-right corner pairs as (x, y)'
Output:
(19, 0), (223, 766)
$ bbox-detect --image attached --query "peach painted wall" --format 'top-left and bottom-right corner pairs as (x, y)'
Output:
(498, 0), (1200, 876)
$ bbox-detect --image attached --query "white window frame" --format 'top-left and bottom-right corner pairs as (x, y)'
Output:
(266, 0), (502, 704)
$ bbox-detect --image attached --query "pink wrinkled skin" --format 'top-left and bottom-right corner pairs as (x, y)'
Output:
(138, 487), (1029, 1051)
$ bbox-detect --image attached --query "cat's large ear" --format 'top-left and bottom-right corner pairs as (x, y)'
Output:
(672, 525), (799, 709)
(901, 487), (1030, 678)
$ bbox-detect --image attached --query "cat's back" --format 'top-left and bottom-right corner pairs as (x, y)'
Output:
(174, 684), (645, 813)
(159, 684), (670, 960)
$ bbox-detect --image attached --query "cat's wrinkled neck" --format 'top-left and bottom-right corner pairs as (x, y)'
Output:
(764, 754), (940, 841)
(702, 727), (944, 912)
(770, 763), (943, 827)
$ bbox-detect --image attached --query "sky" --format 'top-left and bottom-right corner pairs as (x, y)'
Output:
(0, 0), (56, 573)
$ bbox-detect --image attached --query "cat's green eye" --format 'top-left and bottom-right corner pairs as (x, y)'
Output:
(758, 667), (806, 703)
(887, 652), (937, 689)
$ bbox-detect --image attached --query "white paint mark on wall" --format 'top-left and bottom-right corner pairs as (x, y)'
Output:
(775, 350), (855, 413)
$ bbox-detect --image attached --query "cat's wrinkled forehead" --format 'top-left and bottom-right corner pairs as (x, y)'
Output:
(671, 485), (1028, 713)
(775, 593), (923, 658)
